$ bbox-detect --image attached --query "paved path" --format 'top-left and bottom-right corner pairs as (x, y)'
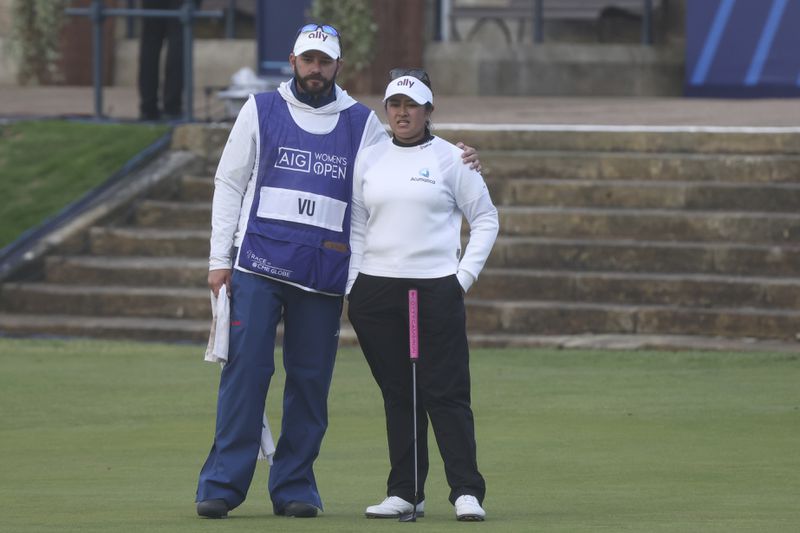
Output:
(2, 85), (800, 127)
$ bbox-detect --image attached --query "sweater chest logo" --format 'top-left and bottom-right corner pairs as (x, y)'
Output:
(275, 146), (348, 180)
(410, 167), (435, 184)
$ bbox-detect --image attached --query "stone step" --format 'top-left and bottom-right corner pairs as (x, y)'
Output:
(180, 125), (800, 159)
(1, 283), (212, 320)
(85, 231), (800, 278)
(489, 236), (800, 277)
(135, 200), (211, 228)
(44, 257), (800, 311)
(487, 178), (800, 212)
(180, 124), (800, 169)
(499, 206), (800, 243)
(2, 284), (360, 326)
(143, 178), (800, 224)
(472, 268), (800, 309)
(160, 173), (800, 211)
(436, 128), (800, 155)
(145, 175), (213, 203)
(5, 281), (799, 341)
(179, 175), (214, 202)
(465, 332), (800, 353)
(44, 256), (208, 287)
(0, 313), (359, 346)
(89, 227), (209, 257)
(0, 313), (211, 343)
(2, 310), (794, 352)
(465, 300), (800, 341)
(83, 232), (800, 276)
(130, 201), (800, 244)
(481, 150), (800, 182)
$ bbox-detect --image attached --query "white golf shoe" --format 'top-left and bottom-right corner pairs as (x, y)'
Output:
(455, 495), (485, 521)
(365, 496), (425, 518)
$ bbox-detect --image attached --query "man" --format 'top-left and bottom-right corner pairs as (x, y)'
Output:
(138, 0), (194, 121)
(195, 23), (480, 519)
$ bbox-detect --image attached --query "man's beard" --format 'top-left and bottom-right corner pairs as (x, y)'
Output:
(294, 66), (336, 97)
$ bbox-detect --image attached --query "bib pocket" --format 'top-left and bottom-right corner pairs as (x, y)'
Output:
(238, 221), (350, 295)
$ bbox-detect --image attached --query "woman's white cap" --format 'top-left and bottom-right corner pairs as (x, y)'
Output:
(383, 76), (433, 105)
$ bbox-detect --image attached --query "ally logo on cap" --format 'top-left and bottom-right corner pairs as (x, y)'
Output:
(306, 30), (330, 42)
(384, 75), (433, 105)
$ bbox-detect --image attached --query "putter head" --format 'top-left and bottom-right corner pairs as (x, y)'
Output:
(398, 511), (417, 522)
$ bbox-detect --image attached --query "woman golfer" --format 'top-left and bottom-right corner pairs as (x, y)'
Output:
(346, 69), (499, 522)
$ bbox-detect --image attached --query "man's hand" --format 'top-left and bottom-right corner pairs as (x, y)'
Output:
(208, 269), (232, 298)
(457, 142), (482, 172)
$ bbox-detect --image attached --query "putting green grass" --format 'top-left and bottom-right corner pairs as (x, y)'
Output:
(0, 338), (798, 532)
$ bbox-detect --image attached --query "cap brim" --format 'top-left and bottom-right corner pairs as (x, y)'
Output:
(293, 31), (341, 60)
(383, 89), (429, 105)
(383, 76), (433, 105)
(293, 42), (340, 60)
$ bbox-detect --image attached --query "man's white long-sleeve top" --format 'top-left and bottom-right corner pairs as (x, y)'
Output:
(208, 82), (388, 273)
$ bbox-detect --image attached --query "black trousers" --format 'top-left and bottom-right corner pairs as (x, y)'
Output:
(348, 274), (486, 505)
(138, 0), (185, 118)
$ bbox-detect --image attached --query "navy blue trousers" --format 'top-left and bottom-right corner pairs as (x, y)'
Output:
(196, 270), (342, 512)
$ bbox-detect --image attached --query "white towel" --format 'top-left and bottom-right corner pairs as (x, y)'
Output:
(204, 289), (275, 463)
(204, 290), (230, 363)
(257, 412), (276, 463)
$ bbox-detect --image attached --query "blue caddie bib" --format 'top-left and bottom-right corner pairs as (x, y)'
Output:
(237, 91), (370, 295)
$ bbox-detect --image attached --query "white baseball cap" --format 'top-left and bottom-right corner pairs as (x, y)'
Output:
(383, 76), (434, 105)
(293, 24), (341, 60)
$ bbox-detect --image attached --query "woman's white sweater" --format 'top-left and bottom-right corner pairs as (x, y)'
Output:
(348, 136), (499, 293)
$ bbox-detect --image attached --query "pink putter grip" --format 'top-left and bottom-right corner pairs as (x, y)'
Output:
(408, 289), (419, 360)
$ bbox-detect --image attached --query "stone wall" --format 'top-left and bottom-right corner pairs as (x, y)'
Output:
(0, 0), (14, 84)
(0, 0), (11, 36)
(425, 41), (684, 96)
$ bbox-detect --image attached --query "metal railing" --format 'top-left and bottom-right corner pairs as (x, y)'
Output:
(533, 0), (656, 44)
(125, 0), (239, 39)
(65, 0), (226, 121)
(440, 0), (655, 45)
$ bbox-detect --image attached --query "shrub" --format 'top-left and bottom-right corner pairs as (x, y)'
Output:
(310, 0), (377, 83)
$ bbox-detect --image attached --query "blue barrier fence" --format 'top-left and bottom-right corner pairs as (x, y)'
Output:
(686, 0), (800, 97)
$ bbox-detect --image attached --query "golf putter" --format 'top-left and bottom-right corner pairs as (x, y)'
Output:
(399, 288), (420, 523)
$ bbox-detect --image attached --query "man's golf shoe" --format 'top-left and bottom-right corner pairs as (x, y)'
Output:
(196, 499), (229, 519)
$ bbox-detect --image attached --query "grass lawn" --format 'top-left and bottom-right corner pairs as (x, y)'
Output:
(0, 338), (798, 532)
(0, 120), (169, 248)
